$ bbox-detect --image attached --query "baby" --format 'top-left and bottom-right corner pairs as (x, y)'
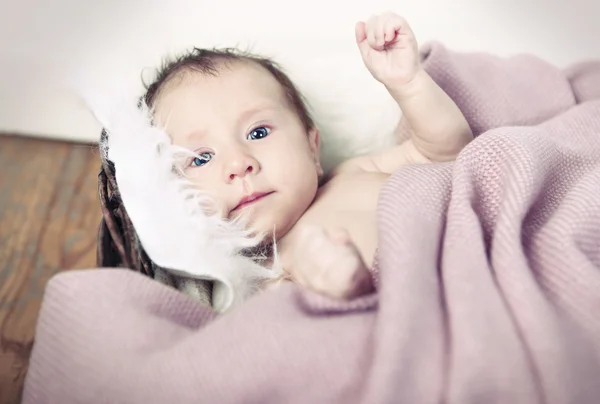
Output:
(149, 12), (473, 300)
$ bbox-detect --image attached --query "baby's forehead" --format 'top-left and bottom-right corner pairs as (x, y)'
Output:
(158, 60), (287, 105)
(153, 60), (292, 143)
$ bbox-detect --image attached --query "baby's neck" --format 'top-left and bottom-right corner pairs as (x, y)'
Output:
(240, 230), (297, 273)
(272, 232), (297, 273)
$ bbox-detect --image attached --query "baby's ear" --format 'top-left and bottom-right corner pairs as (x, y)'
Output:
(308, 127), (323, 176)
(308, 127), (320, 155)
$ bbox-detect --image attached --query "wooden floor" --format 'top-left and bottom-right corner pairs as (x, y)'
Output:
(0, 134), (100, 403)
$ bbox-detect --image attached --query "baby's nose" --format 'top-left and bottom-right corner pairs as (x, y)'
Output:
(229, 163), (254, 180)
(226, 156), (259, 181)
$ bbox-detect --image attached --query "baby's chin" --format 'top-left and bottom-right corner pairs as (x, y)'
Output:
(224, 197), (299, 244)
(239, 213), (292, 244)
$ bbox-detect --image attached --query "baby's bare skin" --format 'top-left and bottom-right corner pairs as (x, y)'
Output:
(156, 12), (472, 300)
(280, 166), (387, 270)
(278, 13), (473, 297)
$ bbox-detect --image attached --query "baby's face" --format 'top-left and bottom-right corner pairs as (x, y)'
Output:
(154, 61), (321, 240)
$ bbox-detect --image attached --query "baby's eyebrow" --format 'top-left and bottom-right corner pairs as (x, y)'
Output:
(181, 104), (279, 146)
(236, 104), (279, 126)
(183, 128), (208, 144)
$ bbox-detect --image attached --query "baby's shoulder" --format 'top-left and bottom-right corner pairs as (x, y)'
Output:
(319, 156), (391, 199)
(328, 155), (379, 178)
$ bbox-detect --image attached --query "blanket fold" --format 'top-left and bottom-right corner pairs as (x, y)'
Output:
(23, 43), (600, 404)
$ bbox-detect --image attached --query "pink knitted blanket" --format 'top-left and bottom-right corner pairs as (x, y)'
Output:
(23, 43), (600, 404)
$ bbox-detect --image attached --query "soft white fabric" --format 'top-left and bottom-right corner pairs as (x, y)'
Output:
(284, 50), (401, 173)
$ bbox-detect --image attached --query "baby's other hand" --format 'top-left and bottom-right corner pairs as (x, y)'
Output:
(289, 226), (374, 300)
(355, 12), (421, 89)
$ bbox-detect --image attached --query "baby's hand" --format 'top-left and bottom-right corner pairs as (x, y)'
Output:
(288, 226), (374, 300)
(355, 12), (420, 89)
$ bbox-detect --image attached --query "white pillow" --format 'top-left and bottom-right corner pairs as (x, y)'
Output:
(282, 50), (401, 174)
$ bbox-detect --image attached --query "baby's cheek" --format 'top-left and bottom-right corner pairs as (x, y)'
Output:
(190, 179), (231, 218)
(198, 197), (225, 217)
(192, 186), (228, 217)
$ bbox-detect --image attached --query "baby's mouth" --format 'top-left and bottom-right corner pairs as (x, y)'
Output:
(231, 191), (274, 213)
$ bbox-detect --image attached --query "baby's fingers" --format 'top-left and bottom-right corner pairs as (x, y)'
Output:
(383, 16), (399, 44)
(374, 12), (414, 48)
(355, 21), (367, 44)
(288, 226), (323, 285)
(324, 227), (352, 245)
(374, 16), (389, 49)
(386, 14), (415, 42)
(366, 15), (384, 51)
(355, 21), (371, 58)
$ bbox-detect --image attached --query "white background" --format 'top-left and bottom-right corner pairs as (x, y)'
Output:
(1, 0), (599, 143)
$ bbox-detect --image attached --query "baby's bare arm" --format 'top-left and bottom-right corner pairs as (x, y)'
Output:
(387, 69), (472, 162)
(350, 13), (473, 175)
(341, 71), (472, 176)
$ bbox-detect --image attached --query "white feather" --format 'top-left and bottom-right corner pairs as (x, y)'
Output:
(76, 83), (278, 313)
(69, 48), (400, 313)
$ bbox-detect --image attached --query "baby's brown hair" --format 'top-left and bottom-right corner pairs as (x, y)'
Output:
(97, 48), (314, 279)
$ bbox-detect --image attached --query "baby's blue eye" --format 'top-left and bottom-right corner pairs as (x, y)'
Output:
(247, 126), (270, 140)
(191, 152), (213, 167)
